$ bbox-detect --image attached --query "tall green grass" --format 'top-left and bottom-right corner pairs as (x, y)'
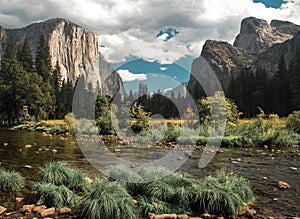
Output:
(190, 171), (254, 217)
(76, 179), (136, 219)
(32, 182), (78, 208)
(0, 169), (24, 192)
(39, 161), (88, 191)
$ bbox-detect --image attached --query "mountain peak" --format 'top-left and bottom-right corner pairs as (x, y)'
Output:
(234, 17), (299, 53)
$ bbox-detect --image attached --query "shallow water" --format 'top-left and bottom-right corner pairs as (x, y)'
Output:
(0, 129), (299, 218)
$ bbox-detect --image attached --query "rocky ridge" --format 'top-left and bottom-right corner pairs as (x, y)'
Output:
(187, 17), (300, 95)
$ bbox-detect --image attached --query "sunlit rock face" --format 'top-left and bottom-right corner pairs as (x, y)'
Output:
(0, 18), (122, 92)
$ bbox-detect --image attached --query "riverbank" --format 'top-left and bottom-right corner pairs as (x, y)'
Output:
(0, 130), (299, 218)
(11, 116), (300, 148)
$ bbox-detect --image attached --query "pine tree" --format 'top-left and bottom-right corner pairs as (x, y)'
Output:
(17, 37), (34, 73)
(35, 34), (53, 119)
(95, 91), (113, 134)
(289, 48), (300, 111)
(51, 61), (62, 118)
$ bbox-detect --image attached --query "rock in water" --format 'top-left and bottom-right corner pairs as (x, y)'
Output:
(0, 206), (7, 215)
(40, 207), (55, 217)
(278, 181), (291, 189)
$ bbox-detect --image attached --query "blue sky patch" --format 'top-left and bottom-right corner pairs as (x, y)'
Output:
(253, 0), (285, 8)
(156, 27), (179, 41)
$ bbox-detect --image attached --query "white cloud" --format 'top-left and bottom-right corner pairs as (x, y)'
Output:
(117, 69), (147, 82)
(0, 0), (300, 64)
(163, 88), (173, 93)
(157, 33), (169, 41)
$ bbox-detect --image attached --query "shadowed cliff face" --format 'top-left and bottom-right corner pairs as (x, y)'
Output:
(187, 17), (300, 94)
(0, 18), (122, 92)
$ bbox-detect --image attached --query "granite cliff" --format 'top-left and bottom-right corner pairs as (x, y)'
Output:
(0, 18), (122, 92)
(187, 17), (300, 97)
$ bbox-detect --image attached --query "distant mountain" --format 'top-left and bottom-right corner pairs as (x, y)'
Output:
(187, 17), (300, 98)
(0, 18), (122, 94)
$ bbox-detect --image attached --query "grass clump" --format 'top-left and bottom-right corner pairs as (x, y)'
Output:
(32, 182), (78, 208)
(190, 171), (254, 217)
(76, 178), (136, 219)
(39, 161), (72, 186)
(39, 161), (88, 192)
(0, 169), (24, 192)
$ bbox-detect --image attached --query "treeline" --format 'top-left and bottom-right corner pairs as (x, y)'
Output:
(228, 49), (300, 117)
(0, 36), (73, 124)
(123, 83), (189, 118)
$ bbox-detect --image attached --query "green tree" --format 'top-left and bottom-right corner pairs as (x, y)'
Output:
(130, 102), (150, 133)
(35, 34), (53, 119)
(51, 61), (62, 118)
(17, 37), (34, 73)
(271, 55), (289, 115)
(196, 91), (240, 125)
(95, 91), (113, 135)
(289, 48), (300, 111)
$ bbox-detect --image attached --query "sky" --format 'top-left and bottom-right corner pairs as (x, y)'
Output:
(0, 0), (299, 86)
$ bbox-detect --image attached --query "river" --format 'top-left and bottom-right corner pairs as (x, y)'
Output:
(0, 129), (299, 218)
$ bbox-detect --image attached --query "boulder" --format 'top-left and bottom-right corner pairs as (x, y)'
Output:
(58, 207), (72, 215)
(33, 205), (47, 214)
(278, 181), (291, 189)
(177, 214), (189, 219)
(15, 197), (24, 202)
(25, 144), (32, 148)
(0, 206), (7, 214)
(20, 204), (35, 213)
(201, 213), (211, 218)
(40, 207), (55, 217)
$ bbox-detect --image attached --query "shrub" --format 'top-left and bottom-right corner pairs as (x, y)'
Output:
(64, 112), (75, 133)
(163, 122), (180, 143)
(0, 169), (24, 192)
(32, 182), (77, 208)
(286, 111), (300, 133)
(76, 179), (136, 219)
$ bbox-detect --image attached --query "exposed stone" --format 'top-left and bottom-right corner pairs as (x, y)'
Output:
(33, 205), (47, 214)
(201, 213), (211, 218)
(15, 197), (24, 202)
(246, 209), (257, 217)
(23, 165), (33, 169)
(40, 207), (55, 217)
(177, 214), (189, 219)
(20, 204), (35, 213)
(148, 213), (177, 219)
(58, 207), (72, 215)
(187, 17), (300, 93)
(278, 181), (291, 189)
(0, 206), (7, 214)
(234, 17), (299, 53)
(0, 18), (123, 94)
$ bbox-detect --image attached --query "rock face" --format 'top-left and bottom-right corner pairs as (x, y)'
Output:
(0, 18), (122, 91)
(233, 17), (299, 53)
(188, 17), (300, 94)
